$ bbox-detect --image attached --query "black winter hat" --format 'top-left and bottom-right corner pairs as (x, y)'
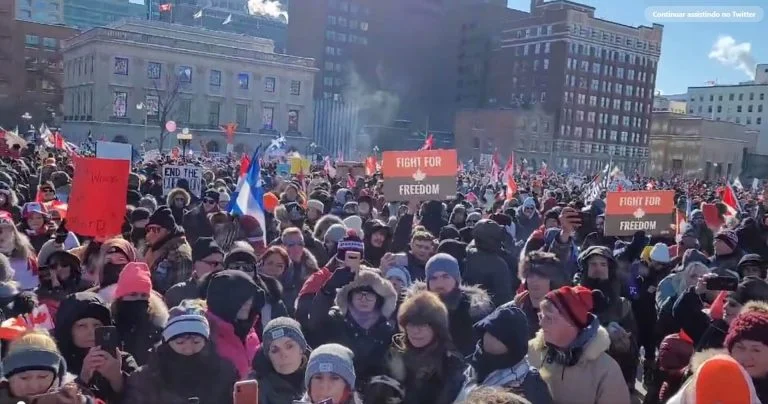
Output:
(473, 302), (530, 365)
(206, 270), (264, 324)
(148, 206), (177, 231)
(130, 207), (151, 224)
(730, 276), (768, 305)
(192, 237), (223, 263)
(438, 225), (461, 241)
(204, 189), (220, 202)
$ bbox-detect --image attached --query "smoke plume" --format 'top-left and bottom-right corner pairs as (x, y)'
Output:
(343, 63), (400, 152)
(248, 0), (288, 21)
(708, 35), (756, 79)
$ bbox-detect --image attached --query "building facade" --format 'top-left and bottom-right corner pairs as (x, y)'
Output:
(63, 0), (148, 29)
(685, 70), (768, 153)
(649, 112), (757, 180)
(652, 95), (686, 114)
(16, 0), (63, 24)
(487, 0), (662, 173)
(453, 106), (556, 170)
(0, 0), (13, 106)
(60, 20), (317, 152)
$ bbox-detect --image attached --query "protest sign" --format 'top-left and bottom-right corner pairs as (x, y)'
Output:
(336, 162), (365, 179)
(604, 190), (675, 237)
(143, 149), (161, 163)
(96, 141), (132, 161)
(381, 149), (457, 202)
(290, 157), (311, 175)
(277, 163), (290, 177)
(67, 156), (129, 238)
(162, 165), (202, 197)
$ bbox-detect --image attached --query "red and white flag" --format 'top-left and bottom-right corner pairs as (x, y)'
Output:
(419, 134), (434, 151)
(365, 156), (377, 176)
(490, 152), (500, 184)
(720, 183), (741, 216)
(504, 156), (517, 200)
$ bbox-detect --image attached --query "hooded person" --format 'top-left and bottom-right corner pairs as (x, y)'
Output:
(309, 269), (397, 388)
(182, 189), (221, 245)
(249, 317), (311, 404)
(464, 219), (515, 307)
(142, 205), (193, 294)
(576, 245), (639, 388)
(514, 251), (569, 338)
(384, 290), (466, 404)
(307, 199), (325, 229)
(363, 219), (392, 267)
(687, 209), (714, 256)
(528, 286), (631, 404)
(128, 207), (151, 250)
(54, 291), (139, 402)
(313, 214), (344, 244)
(93, 237), (137, 302)
(122, 299), (240, 404)
(419, 200), (448, 239)
(35, 248), (92, 319)
(516, 197), (541, 242)
(408, 253), (494, 357)
(331, 188), (354, 217)
(0, 180), (22, 223)
(111, 262), (169, 366)
(166, 187), (191, 225)
(298, 343), (362, 404)
(204, 269), (263, 378)
(455, 303), (553, 404)
(449, 204), (467, 229)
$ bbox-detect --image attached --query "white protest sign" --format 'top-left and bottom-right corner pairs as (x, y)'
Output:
(162, 165), (203, 197)
(143, 149), (161, 163)
(96, 141), (132, 161)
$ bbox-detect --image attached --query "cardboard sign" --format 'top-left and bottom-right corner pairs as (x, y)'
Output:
(96, 141), (132, 161)
(604, 190), (675, 237)
(381, 149), (457, 202)
(276, 163), (290, 177)
(162, 165), (202, 197)
(336, 161), (365, 179)
(290, 157), (311, 175)
(67, 156), (129, 238)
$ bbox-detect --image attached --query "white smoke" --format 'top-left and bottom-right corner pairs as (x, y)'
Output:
(708, 35), (756, 79)
(247, 0), (288, 21)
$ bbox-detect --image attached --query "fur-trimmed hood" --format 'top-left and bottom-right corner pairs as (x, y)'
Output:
(406, 281), (494, 319)
(529, 324), (612, 364)
(111, 291), (169, 328)
(335, 270), (398, 318)
(668, 348), (761, 404)
(313, 214), (344, 240)
(166, 187), (191, 207)
(688, 348), (728, 373)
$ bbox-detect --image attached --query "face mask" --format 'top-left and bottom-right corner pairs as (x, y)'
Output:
(102, 263), (125, 286)
(116, 300), (149, 326)
(470, 342), (512, 379)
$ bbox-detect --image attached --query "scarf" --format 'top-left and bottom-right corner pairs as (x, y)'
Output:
(543, 315), (599, 367)
(442, 287), (463, 311)
(477, 357), (532, 387)
(346, 307), (381, 330)
(402, 340), (446, 382)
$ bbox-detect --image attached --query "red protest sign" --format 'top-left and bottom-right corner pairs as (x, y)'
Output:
(67, 156), (129, 238)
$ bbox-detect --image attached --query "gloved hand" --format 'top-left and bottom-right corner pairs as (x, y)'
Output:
(322, 267), (355, 295)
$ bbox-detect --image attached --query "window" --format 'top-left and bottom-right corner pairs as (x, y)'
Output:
(325, 46), (335, 55)
(235, 104), (248, 128)
(737, 105), (742, 112)
(739, 93), (744, 101)
(147, 62), (161, 79)
(262, 106), (274, 129)
(24, 34), (39, 46)
(717, 105), (722, 113)
(327, 15), (336, 25)
(42, 37), (57, 49)
(587, 112), (595, 122)
(758, 117), (763, 124)
(177, 99), (191, 123)
(360, 21), (368, 31)
(177, 65), (192, 83)
(761, 93), (765, 101)
(543, 59), (549, 70)
(113, 57), (128, 75)
(238, 73), (249, 89)
(749, 105), (753, 112)
(144, 95), (159, 116)
(265, 77), (276, 92)
(589, 96), (597, 106)
(708, 106), (713, 113)
(209, 70), (221, 86)
(729, 93), (735, 101)
(290, 80), (301, 95)
(760, 105), (764, 113)
(577, 94), (585, 104)
(718, 95), (723, 101)
(576, 110), (584, 121)
(208, 101), (220, 127)
(112, 91), (127, 117)
(611, 115), (619, 125)
(286, 109), (301, 134)
(544, 42), (550, 53)
(750, 92), (754, 100)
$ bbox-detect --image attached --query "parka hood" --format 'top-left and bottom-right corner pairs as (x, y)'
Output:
(406, 281), (494, 319)
(336, 270), (398, 318)
(166, 187), (191, 207)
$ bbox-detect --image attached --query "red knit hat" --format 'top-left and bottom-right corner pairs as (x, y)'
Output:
(725, 301), (768, 351)
(692, 354), (757, 403)
(114, 262), (153, 299)
(544, 286), (603, 329)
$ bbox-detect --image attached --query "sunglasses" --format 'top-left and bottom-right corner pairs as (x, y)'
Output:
(284, 240), (305, 248)
(146, 225), (162, 233)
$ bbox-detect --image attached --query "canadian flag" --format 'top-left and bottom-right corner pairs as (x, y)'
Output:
(504, 156), (517, 200)
(365, 156), (377, 176)
(490, 152), (500, 184)
(419, 134), (434, 151)
(720, 183), (741, 216)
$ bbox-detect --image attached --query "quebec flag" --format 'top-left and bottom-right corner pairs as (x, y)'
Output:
(229, 149), (266, 245)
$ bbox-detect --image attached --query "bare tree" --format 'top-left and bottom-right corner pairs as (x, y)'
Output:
(147, 71), (185, 152)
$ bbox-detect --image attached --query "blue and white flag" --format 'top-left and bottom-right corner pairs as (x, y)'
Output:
(229, 149), (266, 246)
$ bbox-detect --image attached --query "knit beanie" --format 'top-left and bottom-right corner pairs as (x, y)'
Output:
(148, 206), (177, 232)
(425, 253), (461, 283)
(308, 199), (325, 213)
(336, 229), (365, 259)
(398, 291), (449, 340)
(343, 215), (363, 236)
(163, 300), (210, 342)
(262, 317), (308, 353)
(130, 207), (151, 224)
(305, 343), (356, 390)
(730, 277), (768, 305)
(191, 237), (223, 263)
(681, 249), (709, 270)
(689, 354), (758, 404)
(715, 230), (738, 251)
(474, 302), (530, 365)
(114, 262), (153, 300)
(725, 301), (768, 351)
(2, 348), (67, 381)
(466, 211), (482, 223)
(325, 224), (348, 244)
(385, 266), (412, 289)
(649, 243), (671, 264)
(544, 286), (605, 329)
(204, 189), (220, 203)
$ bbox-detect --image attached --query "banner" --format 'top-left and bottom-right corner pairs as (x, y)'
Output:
(96, 141), (132, 161)
(162, 165), (203, 197)
(381, 149), (457, 202)
(336, 161), (365, 179)
(604, 190), (675, 237)
(67, 156), (129, 238)
(290, 157), (311, 175)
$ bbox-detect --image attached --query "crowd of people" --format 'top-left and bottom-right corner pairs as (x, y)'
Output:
(0, 144), (767, 404)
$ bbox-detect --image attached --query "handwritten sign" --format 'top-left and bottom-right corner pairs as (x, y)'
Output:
(67, 156), (129, 238)
(162, 165), (202, 197)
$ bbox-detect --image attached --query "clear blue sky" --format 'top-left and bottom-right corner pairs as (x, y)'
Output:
(507, 0), (768, 95)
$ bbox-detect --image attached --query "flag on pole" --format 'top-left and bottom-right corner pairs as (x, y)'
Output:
(721, 183), (741, 216)
(222, 14), (232, 24)
(419, 133), (434, 151)
(193, 9), (203, 19)
(490, 152), (500, 185)
(504, 156), (517, 200)
(733, 177), (744, 191)
(159, 3), (171, 11)
(753, 178), (760, 192)
(229, 149), (266, 247)
(239, 153), (250, 177)
(365, 156), (377, 176)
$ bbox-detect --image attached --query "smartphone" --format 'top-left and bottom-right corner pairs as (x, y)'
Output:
(705, 275), (739, 291)
(345, 251), (362, 271)
(233, 379), (259, 404)
(393, 253), (408, 268)
(29, 390), (62, 404)
(95, 325), (120, 356)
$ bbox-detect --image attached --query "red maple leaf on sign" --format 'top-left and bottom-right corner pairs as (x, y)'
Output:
(220, 123), (238, 145)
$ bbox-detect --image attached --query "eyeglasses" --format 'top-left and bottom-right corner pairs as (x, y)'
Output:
(353, 291), (378, 301)
(202, 260), (224, 268)
(228, 262), (255, 272)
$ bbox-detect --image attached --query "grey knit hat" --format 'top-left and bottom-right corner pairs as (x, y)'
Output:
(324, 224), (348, 244)
(305, 343), (356, 389)
(3, 348), (67, 382)
(308, 199), (325, 214)
(262, 317), (308, 353)
(425, 253), (461, 283)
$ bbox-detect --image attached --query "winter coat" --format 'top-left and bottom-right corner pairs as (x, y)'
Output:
(114, 292), (169, 366)
(672, 286), (728, 351)
(528, 325), (631, 404)
(541, 228), (580, 281)
(164, 274), (204, 309)
(454, 361), (553, 404)
(276, 249), (319, 316)
(516, 208), (542, 242)
(386, 345), (466, 404)
(295, 392), (363, 404)
(166, 188), (190, 224)
(709, 251), (743, 278)
(206, 311), (261, 379)
(308, 270), (397, 388)
(141, 232), (193, 294)
(254, 274), (290, 335)
(182, 205), (215, 245)
(249, 347), (307, 404)
(35, 278), (93, 321)
(121, 345), (239, 404)
(463, 221), (514, 307)
(594, 293), (640, 386)
(513, 291), (540, 339)
(407, 282), (494, 357)
(391, 213), (414, 254)
(0, 375), (101, 404)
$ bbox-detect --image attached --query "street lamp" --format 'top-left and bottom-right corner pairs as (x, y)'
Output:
(177, 128), (192, 158)
(136, 103), (148, 143)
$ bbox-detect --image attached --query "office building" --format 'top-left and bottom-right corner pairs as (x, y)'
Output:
(487, 0), (663, 173)
(63, 0), (149, 29)
(61, 20), (317, 151)
(652, 94), (686, 114)
(16, 0), (64, 24)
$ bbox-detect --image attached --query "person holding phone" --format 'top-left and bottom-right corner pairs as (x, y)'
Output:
(122, 300), (239, 404)
(297, 344), (361, 404)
